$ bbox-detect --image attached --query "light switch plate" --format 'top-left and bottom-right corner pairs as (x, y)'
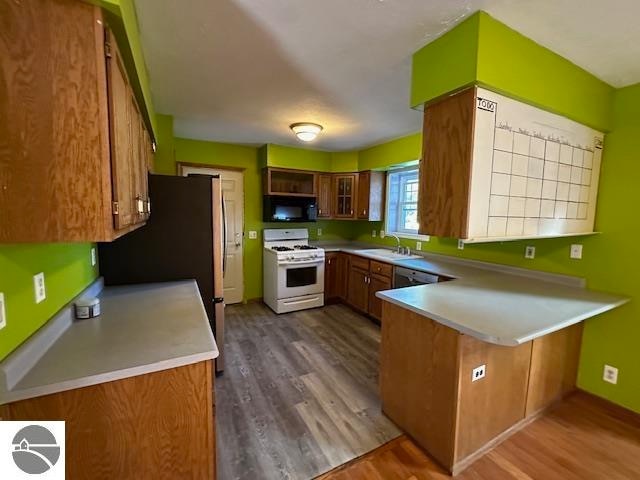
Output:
(371, 230), (377, 237)
(33, 272), (46, 304)
(458, 240), (465, 250)
(603, 364), (618, 384)
(316, 228), (322, 236)
(91, 247), (97, 266)
(570, 244), (583, 259)
(248, 230), (258, 239)
(0, 293), (6, 330)
(525, 246), (536, 259)
(380, 230), (385, 238)
(416, 241), (422, 251)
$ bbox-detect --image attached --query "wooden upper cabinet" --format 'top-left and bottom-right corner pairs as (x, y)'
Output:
(317, 174), (333, 218)
(356, 171), (385, 221)
(264, 168), (317, 197)
(418, 88), (476, 239)
(0, 0), (153, 243)
(333, 174), (358, 218)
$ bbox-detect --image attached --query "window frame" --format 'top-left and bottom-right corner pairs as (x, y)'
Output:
(384, 166), (430, 240)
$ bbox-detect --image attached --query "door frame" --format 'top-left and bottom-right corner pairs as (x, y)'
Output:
(177, 162), (246, 303)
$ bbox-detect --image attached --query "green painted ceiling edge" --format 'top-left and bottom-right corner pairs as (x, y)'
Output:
(412, 11), (614, 132)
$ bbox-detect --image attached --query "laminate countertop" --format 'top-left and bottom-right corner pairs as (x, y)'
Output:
(314, 241), (629, 346)
(0, 280), (218, 405)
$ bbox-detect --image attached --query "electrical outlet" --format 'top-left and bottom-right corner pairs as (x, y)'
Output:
(603, 364), (618, 384)
(472, 364), (486, 382)
(91, 247), (97, 266)
(380, 230), (385, 238)
(33, 272), (46, 304)
(458, 239), (465, 250)
(248, 230), (258, 239)
(424, 235), (430, 242)
(371, 230), (377, 238)
(570, 244), (583, 259)
(525, 245), (536, 259)
(0, 293), (6, 330)
(316, 228), (322, 236)
(416, 241), (422, 251)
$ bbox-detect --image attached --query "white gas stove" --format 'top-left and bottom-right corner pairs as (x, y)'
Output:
(263, 228), (325, 314)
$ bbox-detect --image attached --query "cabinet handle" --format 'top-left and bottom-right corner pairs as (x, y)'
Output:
(350, 210), (353, 215)
(319, 209), (322, 215)
(363, 210), (367, 215)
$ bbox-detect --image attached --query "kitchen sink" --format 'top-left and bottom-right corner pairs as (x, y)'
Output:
(356, 248), (421, 260)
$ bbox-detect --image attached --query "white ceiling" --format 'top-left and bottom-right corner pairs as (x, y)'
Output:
(134, 0), (640, 151)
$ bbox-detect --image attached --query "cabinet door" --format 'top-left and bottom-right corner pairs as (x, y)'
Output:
(347, 267), (369, 312)
(129, 96), (145, 223)
(325, 253), (338, 300)
(318, 174), (333, 218)
(419, 88), (475, 238)
(334, 174), (357, 218)
(106, 30), (135, 230)
(357, 171), (370, 219)
(368, 273), (392, 321)
(335, 253), (348, 300)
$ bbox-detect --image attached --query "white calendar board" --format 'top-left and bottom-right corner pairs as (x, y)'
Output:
(467, 88), (604, 242)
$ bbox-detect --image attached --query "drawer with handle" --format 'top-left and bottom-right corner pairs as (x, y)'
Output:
(370, 260), (393, 278)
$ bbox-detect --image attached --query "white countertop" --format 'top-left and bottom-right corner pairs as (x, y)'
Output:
(0, 280), (218, 405)
(314, 241), (629, 346)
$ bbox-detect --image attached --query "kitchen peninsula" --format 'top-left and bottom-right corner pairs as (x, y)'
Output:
(376, 262), (628, 475)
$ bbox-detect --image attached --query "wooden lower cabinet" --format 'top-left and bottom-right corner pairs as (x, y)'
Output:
(380, 301), (583, 474)
(368, 273), (392, 321)
(325, 252), (348, 301)
(1, 361), (215, 480)
(344, 255), (393, 320)
(347, 265), (370, 312)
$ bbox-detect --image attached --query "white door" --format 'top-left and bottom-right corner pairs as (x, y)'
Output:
(181, 166), (244, 304)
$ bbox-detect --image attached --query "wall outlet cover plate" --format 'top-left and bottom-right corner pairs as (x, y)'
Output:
(570, 244), (583, 259)
(603, 364), (618, 384)
(416, 241), (422, 251)
(0, 292), (6, 330)
(458, 240), (465, 250)
(525, 246), (536, 259)
(33, 272), (46, 304)
(472, 364), (486, 382)
(248, 230), (258, 239)
(91, 247), (97, 266)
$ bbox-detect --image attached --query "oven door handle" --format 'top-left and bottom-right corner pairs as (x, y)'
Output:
(279, 259), (325, 266)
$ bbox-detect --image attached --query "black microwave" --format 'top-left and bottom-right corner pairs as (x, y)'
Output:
(263, 196), (317, 222)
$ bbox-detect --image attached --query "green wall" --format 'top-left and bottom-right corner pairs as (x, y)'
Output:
(358, 133), (422, 170)
(412, 12), (614, 131)
(0, 244), (98, 360)
(260, 144), (360, 172)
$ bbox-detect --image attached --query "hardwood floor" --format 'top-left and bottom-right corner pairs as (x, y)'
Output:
(216, 302), (401, 480)
(317, 391), (640, 480)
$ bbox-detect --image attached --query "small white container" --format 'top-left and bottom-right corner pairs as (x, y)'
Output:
(75, 297), (101, 320)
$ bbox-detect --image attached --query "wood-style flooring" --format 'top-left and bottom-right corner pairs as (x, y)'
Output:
(317, 391), (640, 480)
(216, 302), (401, 480)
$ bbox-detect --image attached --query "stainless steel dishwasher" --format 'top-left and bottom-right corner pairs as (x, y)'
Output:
(393, 266), (441, 288)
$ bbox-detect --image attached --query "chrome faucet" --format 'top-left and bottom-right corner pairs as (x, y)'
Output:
(388, 234), (402, 253)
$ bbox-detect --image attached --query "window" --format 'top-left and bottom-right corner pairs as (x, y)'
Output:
(385, 167), (423, 237)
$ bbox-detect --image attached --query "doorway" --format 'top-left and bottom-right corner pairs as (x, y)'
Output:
(179, 164), (245, 304)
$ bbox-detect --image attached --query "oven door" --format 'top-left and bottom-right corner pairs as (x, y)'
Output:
(277, 258), (324, 298)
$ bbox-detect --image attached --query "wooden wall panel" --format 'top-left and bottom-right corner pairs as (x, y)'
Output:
(454, 335), (531, 462)
(418, 88), (476, 239)
(525, 323), (583, 416)
(4, 361), (215, 480)
(380, 302), (460, 468)
(0, 0), (110, 242)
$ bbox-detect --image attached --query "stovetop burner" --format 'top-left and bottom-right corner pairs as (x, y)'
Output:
(271, 246), (294, 252)
(294, 245), (317, 250)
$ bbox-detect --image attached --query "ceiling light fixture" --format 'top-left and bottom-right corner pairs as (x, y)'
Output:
(290, 122), (323, 142)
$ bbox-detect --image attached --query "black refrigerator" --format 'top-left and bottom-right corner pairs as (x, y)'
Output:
(99, 173), (226, 373)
